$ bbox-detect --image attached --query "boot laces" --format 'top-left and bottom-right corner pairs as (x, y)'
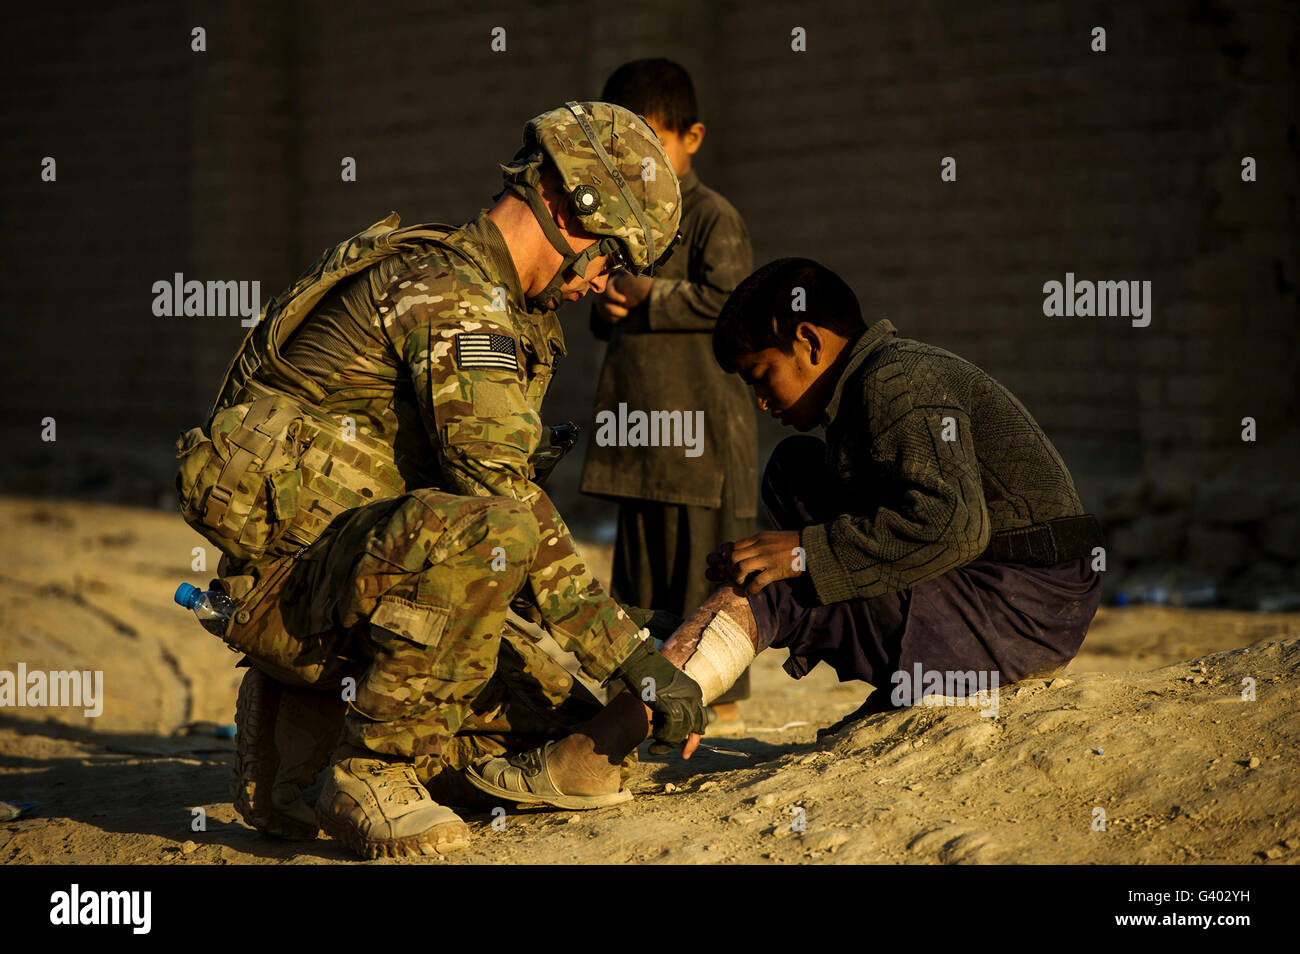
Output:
(371, 764), (424, 806)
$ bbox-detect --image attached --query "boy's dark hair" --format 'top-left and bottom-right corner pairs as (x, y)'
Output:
(713, 258), (865, 371)
(600, 58), (699, 133)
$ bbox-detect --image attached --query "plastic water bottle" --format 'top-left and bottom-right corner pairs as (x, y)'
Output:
(174, 583), (236, 636)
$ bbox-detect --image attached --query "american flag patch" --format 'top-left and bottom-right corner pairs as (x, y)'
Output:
(455, 332), (519, 372)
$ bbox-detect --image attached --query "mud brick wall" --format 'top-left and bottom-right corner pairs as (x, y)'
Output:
(2, 1), (1295, 591)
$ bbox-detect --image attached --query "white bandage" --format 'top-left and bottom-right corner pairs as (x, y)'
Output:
(682, 611), (756, 704)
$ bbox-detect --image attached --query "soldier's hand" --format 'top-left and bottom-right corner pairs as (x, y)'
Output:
(724, 530), (805, 595)
(612, 640), (707, 753)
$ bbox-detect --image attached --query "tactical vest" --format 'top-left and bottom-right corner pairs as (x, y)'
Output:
(175, 213), (462, 563)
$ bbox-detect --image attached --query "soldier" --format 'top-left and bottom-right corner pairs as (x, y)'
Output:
(581, 60), (758, 735)
(175, 102), (706, 859)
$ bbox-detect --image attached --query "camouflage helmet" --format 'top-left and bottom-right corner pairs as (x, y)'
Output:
(501, 101), (682, 309)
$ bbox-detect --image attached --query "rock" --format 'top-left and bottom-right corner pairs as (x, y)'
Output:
(1248, 756), (1261, 769)
(658, 844), (712, 865)
(753, 791), (800, 808)
(725, 810), (757, 824)
(1048, 677), (1075, 690)
(801, 829), (849, 852)
(1265, 845), (1285, 860)
(697, 780), (719, 792)
(181, 840), (197, 855)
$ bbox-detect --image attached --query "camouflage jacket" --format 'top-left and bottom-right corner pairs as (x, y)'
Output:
(580, 171), (757, 514)
(249, 211), (643, 682)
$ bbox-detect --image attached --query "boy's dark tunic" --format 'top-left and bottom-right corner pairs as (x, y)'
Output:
(582, 170), (758, 704)
(750, 319), (1103, 696)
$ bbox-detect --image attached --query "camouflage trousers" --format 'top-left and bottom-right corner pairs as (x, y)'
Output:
(219, 489), (607, 788)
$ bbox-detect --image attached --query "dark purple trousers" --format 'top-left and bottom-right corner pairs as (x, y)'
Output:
(749, 437), (1102, 696)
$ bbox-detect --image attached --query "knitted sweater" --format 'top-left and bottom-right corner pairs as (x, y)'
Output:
(800, 319), (1085, 604)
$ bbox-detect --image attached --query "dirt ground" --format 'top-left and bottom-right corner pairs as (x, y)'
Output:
(1, 497), (1297, 865)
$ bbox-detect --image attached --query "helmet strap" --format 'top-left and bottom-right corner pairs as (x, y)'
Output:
(504, 167), (598, 310)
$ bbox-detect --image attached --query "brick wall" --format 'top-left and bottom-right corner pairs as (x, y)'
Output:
(2, 1), (1296, 589)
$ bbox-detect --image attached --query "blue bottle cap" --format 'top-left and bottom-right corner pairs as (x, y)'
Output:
(174, 582), (202, 609)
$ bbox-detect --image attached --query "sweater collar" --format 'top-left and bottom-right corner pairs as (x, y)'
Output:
(822, 319), (897, 424)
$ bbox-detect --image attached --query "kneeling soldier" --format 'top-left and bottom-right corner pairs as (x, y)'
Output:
(174, 103), (705, 858)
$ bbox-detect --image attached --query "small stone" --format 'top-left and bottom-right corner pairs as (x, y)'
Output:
(1248, 756), (1261, 769)
(801, 829), (849, 852)
(181, 840), (197, 855)
(1284, 838), (1299, 850)
(725, 810), (757, 824)
(697, 780), (719, 792)
(754, 793), (778, 807)
(800, 831), (852, 852)
(1265, 846), (1284, 860)
(664, 782), (681, 793)
(1048, 677), (1075, 690)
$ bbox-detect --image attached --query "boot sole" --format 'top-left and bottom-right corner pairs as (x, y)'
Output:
(315, 802), (471, 859)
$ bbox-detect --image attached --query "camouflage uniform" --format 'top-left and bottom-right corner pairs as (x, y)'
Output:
(187, 106), (684, 812)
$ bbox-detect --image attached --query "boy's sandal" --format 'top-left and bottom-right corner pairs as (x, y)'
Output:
(463, 742), (634, 810)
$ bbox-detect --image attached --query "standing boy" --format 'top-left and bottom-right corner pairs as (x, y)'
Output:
(581, 59), (757, 731)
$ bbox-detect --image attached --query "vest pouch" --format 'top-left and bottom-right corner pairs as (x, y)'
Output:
(175, 393), (308, 562)
(210, 545), (358, 689)
(278, 423), (409, 551)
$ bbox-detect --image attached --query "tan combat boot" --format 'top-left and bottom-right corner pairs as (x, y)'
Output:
(315, 750), (471, 859)
(231, 666), (345, 840)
